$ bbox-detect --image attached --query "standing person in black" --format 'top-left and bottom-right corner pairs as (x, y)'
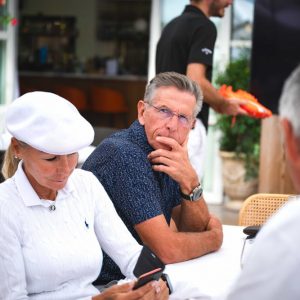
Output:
(156, 0), (246, 179)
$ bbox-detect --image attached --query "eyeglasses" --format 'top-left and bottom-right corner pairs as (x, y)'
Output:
(146, 103), (193, 128)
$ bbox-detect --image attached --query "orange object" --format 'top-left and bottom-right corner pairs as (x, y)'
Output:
(219, 84), (272, 118)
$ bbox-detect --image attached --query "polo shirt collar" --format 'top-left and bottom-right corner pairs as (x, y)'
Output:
(183, 4), (207, 18)
(129, 120), (154, 154)
(14, 161), (75, 207)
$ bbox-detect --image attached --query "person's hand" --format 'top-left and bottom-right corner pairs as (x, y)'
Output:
(147, 135), (198, 194)
(206, 214), (223, 251)
(218, 98), (248, 116)
(93, 280), (169, 300)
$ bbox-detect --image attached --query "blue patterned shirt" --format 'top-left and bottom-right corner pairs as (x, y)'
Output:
(82, 120), (181, 284)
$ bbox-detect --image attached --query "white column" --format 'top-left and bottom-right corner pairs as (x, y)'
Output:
(147, 0), (161, 82)
(5, 0), (19, 104)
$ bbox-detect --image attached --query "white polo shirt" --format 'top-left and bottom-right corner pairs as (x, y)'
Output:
(0, 163), (141, 299)
(227, 196), (300, 300)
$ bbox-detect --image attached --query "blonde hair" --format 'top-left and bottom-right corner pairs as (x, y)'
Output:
(1, 143), (20, 179)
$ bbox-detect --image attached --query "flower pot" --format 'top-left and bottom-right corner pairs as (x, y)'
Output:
(220, 151), (258, 211)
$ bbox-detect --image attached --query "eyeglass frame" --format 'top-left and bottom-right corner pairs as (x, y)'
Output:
(144, 102), (195, 128)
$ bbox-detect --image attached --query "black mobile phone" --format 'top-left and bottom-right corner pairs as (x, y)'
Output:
(243, 225), (261, 238)
(133, 268), (163, 290)
(133, 245), (165, 278)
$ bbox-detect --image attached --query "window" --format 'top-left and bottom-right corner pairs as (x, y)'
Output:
(0, 1), (8, 104)
(0, 0), (17, 106)
(231, 0), (255, 59)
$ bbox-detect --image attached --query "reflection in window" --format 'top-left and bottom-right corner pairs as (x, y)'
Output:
(231, 0), (254, 60)
(232, 0), (254, 40)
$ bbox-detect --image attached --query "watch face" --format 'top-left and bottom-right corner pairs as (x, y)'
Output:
(192, 185), (203, 201)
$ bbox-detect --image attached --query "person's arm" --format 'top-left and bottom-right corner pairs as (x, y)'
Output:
(90, 174), (142, 280)
(148, 136), (217, 231)
(187, 63), (247, 115)
(0, 203), (28, 299)
(135, 213), (222, 264)
(146, 136), (222, 263)
(171, 199), (209, 232)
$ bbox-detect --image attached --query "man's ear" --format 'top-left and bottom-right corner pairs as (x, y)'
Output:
(281, 118), (300, 161)
(191, 119), (196, 129)
(137, 100), (146, 125)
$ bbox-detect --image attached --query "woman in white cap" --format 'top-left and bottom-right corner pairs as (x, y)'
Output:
(0, 92), (168, 300)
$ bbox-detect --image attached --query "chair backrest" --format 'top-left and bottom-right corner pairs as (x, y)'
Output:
(55, 86), (88, 111)
(238, 193), (292, 226)
(90, 87), (128, 113)
(92, 126), (119, 146)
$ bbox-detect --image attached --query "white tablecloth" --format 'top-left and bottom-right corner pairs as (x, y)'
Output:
(166, 225), (247, 300)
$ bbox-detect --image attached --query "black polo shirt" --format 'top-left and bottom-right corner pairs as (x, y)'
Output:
(156, 5), (217, 130)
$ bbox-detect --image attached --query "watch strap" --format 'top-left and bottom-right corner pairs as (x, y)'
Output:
(180, 191), (192, 200)
(180, 183), (203, 201)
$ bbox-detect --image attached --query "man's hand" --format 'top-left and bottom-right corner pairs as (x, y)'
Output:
(147, 135), (198, 194)
(217, 98), (248, 116)
(93, 280), (169, 300)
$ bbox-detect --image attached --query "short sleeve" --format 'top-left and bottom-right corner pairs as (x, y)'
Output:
(91, 143), (162, 226)
(188, 21), (217, 67)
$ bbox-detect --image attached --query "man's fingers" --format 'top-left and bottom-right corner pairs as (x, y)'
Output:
(155, 136), (179, 150)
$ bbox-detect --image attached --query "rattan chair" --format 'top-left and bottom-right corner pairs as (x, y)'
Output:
(238, 193), (292, 226)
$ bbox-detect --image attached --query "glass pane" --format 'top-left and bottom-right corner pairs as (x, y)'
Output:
(232, 0), (255, 40)
(0, 1), (8, 31)
(231, 46), (251, 60)
(0, 40), (5, 104)
(160, 0), (187, 27)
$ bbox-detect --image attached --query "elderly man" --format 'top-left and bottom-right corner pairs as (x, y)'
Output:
(226, 65), (300, 300)
(83, 72), (223, 284)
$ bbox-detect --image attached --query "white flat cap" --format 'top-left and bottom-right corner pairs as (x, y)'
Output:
(5, 91), (94, 155)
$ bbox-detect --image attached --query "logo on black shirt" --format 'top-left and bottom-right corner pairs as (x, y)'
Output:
(201, 48), (213, 55)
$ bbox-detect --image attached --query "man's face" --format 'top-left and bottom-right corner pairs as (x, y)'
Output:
(209, 0), (233, 18)
(281, 118), (300, 193)
(138, 86), (196, 150)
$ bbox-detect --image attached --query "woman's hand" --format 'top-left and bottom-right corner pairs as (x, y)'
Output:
(92, 279), (169, 300)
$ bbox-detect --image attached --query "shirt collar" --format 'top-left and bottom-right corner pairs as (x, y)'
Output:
(14, 161), (75, 207)
(128, 120), (154, 155)
(183, 4), (207, 18)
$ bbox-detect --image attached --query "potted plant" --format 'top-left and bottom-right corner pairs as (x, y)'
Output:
(214, 56), (261, 210)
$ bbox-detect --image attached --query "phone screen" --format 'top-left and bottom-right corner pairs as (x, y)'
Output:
(133, 245), (165, 278)
(133, 268), (163, 290)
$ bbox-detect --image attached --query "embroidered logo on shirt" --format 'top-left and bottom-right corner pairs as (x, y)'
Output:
(85, 219), (89, 229)
(201, 48), (213, 55)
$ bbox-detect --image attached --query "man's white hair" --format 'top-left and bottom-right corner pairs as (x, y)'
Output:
(279, 64), (300, 137)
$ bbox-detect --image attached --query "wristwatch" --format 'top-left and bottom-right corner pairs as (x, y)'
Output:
(180, 183), (203, 201)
